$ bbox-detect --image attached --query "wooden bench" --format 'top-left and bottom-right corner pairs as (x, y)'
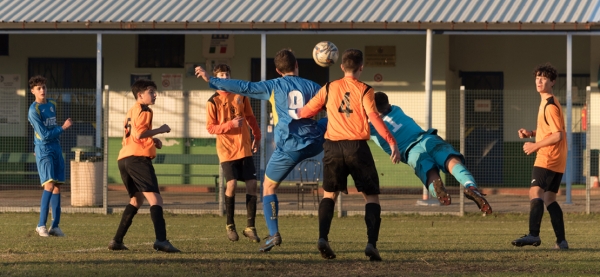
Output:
(152, 154), (221, 199)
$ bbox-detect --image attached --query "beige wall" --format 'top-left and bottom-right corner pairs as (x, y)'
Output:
(448, 35), (591, 142)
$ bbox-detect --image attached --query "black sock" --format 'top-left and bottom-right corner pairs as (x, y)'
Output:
(114, 204), (138, 243)
(225, 196), (235, 226)
(529, 198), (544, 237)
(318, 198), (335, 241)
(547, 201), (566, 243)
(246, 194), (257, 227)
(365, 203), (381, 248)
(150, 205), (167, 242)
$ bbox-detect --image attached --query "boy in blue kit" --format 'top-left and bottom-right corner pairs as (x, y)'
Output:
(370, 92), (492, 214)
(196, 49), (326, 252)
(28, 75), (72, 237)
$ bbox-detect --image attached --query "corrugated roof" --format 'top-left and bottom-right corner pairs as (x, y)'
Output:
(0, 0), (598, 28)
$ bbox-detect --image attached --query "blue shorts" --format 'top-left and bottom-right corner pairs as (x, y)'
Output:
(35, 144), (65, 186)
(265, 140), (324, 183)
(406, 134), (464, 185)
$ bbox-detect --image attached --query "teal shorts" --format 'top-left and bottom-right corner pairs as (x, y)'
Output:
(406, 134), (464, 185)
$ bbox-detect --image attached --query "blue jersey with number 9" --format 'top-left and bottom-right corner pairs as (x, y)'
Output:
(209, 75), (324, 152)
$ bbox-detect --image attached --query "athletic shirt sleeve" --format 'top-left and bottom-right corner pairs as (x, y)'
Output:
(298, 86), (327, 118)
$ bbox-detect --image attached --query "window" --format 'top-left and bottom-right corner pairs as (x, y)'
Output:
(137, 35), (184, 68)
(0, 35), (8, 56)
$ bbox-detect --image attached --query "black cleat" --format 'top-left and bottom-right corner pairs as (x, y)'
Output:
(365, 243), (382, 261)
(317, 238), (336, 259)
(108, 239), (129, 251)
(511, 234), (541, 247)
(153, 240), (181, 253)
(464, 187), (492, 214)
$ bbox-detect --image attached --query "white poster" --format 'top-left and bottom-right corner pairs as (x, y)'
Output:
(0, 74), (21, 124)
(161, 74), (183, 90)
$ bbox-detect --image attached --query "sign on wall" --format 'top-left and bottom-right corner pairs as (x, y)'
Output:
(0, 74), (21, 124)
(365, 46), (396, 67)
(130, 73), (151, 86)
(203, 35), (235, 58)
(161, 74), (183, 90)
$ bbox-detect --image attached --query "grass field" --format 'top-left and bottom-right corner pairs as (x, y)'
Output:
(2, 212), (600, 276)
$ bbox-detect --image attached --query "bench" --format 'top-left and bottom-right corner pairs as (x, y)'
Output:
(152, 154), (221, 200)
(0, 153), (39, 176)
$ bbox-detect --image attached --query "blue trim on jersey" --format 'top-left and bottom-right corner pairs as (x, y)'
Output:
(209, 76), (324, 152)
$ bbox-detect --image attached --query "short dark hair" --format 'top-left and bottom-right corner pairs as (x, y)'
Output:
(28, 75), (46, 89)
(131, 79), (157, 99)
(533, 63), (558, 81)
(274, 48), (296, 74)
(374, 91), (391, 113)
(341, 49), (363, 73)
(213, 64), (231, 76)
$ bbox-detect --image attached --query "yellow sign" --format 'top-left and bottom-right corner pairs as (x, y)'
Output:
(365, 46), (396, 67)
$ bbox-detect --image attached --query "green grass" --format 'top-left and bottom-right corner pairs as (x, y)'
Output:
(2, 213), (600, 276)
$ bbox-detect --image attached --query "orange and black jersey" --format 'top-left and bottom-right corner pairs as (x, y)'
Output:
(535, 96), (567, 173)
(206, 91), (261, 162)
(300, 76), (395, 145)
(118, 102), (156, 160)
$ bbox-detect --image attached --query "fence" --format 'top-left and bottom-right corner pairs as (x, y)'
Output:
(1, 86), (599, 216)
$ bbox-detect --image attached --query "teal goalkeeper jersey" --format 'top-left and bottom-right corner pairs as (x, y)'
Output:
(370, 105), (435, 163)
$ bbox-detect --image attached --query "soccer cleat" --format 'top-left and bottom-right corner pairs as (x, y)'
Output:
(464, 186), (492, 214)
(153, 240), (181, 253)
(226, 224), (239, 242)
(554, 240), (569, 250)
(259, 232), (282, 252)
(511, 234), (541, 247)
(317, 238), (336, 259)
(242, 227), (260, 243)
(35, 226), (49, 237)
(108, 239), (129, 251)
(365, 243), (382, 261)
(431, 179), (451, 205)
(48, 227), (65, 237)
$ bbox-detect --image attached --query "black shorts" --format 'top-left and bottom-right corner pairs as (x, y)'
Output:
(118, 156), (160, 198)
(322, 140), (380, 195)
(531, 166), (563, 193)
(221, 156), (257, 182)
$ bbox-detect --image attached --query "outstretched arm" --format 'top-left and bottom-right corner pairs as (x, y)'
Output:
(369, 112), (400, 164)
(196, 66), (272, 100)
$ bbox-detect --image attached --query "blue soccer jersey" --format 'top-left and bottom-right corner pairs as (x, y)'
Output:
(28, 99), (65, 185)
(28, 99), (63, 146)
(370, 105), (434, 163)
(209, 75), (324, 152)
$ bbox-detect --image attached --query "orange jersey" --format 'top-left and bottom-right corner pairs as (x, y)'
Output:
(534, 96), (567, 173)
(302, 77), (378, 141)
(206, 91), (261, 162)
(117, 102), (156, 160)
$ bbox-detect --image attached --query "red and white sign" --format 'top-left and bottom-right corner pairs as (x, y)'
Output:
(373, 73), (383, 82)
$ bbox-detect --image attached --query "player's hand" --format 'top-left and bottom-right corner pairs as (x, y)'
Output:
(158, 124), (171, 134)
(153, 138), (163, 149)
(252, 139), (259, 153)
(518, 128), (531, 139)
(231, 117), (243, 128)
(62, 118), (73, 130)
(195, 66), (209, 82)
(523, 142), (537, 155)
(390, 144), (401, 164)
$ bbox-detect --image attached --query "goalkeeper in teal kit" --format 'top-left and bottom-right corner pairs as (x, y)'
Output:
(28, 75), (73, 237)
(370, 92), (492, 214)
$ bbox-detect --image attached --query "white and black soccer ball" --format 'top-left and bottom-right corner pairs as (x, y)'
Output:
(312, 41), (339, 67)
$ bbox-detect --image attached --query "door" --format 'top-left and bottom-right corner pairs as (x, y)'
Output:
(460, 72), (504, 186)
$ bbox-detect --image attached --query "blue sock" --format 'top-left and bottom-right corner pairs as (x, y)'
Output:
(451, 163), (477, 188)
(38, 190), (52, 227)
(262, 194), (279, 236)
(50, 193), (61, 229)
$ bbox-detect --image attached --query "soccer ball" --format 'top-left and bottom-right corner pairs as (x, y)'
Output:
(312, 41), (339, 67)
